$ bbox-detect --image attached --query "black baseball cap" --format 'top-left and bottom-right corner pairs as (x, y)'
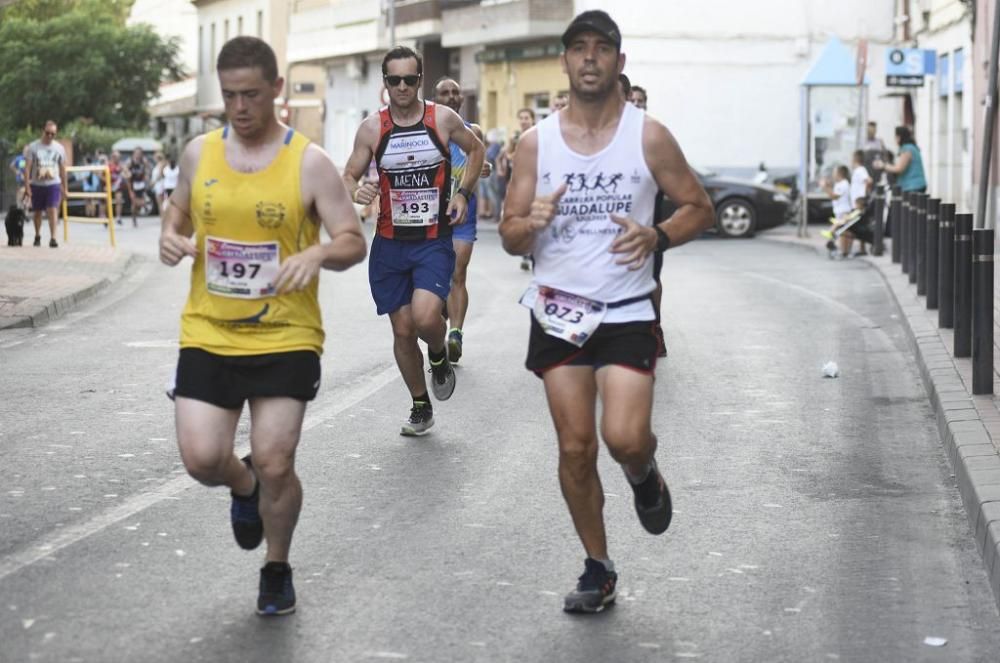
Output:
(561, 10), (622, 50)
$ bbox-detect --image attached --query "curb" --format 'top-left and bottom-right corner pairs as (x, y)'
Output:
(0, 252), (138, 330)
(760, 231), (1000, 610)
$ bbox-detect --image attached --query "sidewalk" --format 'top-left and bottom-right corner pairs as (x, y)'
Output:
(761, 224), (1000, 609)
(0, 241), (135, 330)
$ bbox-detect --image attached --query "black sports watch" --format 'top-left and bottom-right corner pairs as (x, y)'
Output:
(653, 226), (671, 253)
(456, 186), (472, 201)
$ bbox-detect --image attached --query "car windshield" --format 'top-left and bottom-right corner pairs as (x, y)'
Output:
(691, 165), (715, 178)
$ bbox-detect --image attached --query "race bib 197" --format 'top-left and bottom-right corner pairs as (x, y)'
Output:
(389, 188), (438, 226)
(205, 236), (280, 299)
(526, 285), (607, 347)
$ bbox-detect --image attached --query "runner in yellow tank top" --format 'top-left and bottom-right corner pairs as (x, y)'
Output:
(158, 36), (366, 617)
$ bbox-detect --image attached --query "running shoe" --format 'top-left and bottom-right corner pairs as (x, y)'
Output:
(627, 456), (672, 535)
(428, 355), (456, 401)
(49, 238), (57, 248)
(653, 324), (668, 358)
(230, 455), (263, 550)
(257, 562), (296, 616)
(447, 329), (464, 364)
(401, 402), (434, 436)
(563, 558), (618, 614)
(32, 235), (40, 247)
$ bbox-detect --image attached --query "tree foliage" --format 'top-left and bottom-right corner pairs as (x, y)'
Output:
(2, 0), (135, 25)
(0, 1), (182, 134)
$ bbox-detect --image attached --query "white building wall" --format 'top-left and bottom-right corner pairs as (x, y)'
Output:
(324, 55), (385, 167)
(129, 0), (199, 75)
(573, 0), (897, 173)
(196, 0), (271, 112)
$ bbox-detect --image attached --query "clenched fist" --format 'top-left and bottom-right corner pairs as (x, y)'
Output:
(527, 183), (568, 232)
(353, 182), (379, 206)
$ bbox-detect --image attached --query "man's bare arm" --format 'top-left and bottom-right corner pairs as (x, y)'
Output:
(304, 145), (367, 271)
(342, 117), (378, 204)
(442, 108), (485, 194)
(158, 137), (201, 265)
(274, 145), (367, 294)
(499, 128), (566, 256)
(645, 118), (714, 245)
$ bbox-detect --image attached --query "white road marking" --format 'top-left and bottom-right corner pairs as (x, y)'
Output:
(0, 362), (401, 584)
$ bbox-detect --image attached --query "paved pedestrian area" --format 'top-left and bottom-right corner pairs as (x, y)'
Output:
(763, 223), (1000, 608)
(0, 241), (134, 329)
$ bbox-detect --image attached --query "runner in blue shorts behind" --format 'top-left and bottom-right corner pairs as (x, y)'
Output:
(433, 76), (492, 363)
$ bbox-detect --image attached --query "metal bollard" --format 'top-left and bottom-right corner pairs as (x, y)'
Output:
(890, 187), (902, 263)
(916, 193), (928, 293)
(901, 193), (912, 274)
(954, 213), (974, 358)
(926, 198), (941, 309)
(872, 187), (885, 256)
(938, 203), (956, 329)
(909, 193), (921, 285)
(973, 228), (995, 395)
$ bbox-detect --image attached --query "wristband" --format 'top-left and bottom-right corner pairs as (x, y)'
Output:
(654, 226), (671, 253)
(457, 187), (472, 201)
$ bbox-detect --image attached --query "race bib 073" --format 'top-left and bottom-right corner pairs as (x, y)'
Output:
(525, 285), (607, 347)
(205, 236), (280, 299)
(389, 188), (438, 226)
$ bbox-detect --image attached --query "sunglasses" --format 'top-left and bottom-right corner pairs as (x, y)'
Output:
(384, 75), (420, 88)
(44, 131), (56, 137)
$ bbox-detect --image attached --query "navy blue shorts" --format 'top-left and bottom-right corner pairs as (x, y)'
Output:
(452, 196), (478, 243)
(369, 235), (456, 315)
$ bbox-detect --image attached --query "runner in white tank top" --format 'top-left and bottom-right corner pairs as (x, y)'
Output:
(499, 10), (715, 615)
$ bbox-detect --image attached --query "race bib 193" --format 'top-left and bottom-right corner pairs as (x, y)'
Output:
(526, 285), (607, 347)
(205, 236), (280, 299)
(389, 188), (439, 226)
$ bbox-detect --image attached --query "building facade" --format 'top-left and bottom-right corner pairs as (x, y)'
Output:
(193, 0), (326, 144)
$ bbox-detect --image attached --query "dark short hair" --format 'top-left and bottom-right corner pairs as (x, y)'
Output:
(867, 120), (877, 128)
(517, 108), (536, 120)
(853, 149), (864, 162)
(618, 73), (631, 97)
(631, 85), (647, 99)
(382, 46), (423, 77)
(895, 125), (916, 146)
(217, 37), (279, 83)
(837, 165), (850, 179)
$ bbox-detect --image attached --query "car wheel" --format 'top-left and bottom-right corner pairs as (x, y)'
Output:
(716, 199), (756, 238)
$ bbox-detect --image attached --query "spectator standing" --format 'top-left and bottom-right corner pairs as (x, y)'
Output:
(24, 121), (67, 247)
(848, 150), (873, 256)
(510, 108), (536, 271)
(874, 126), (926, 193)
(161, 156), (179, 211)
(109, 150), (125, 224)
(862, 121), (888, 185)
(629, 85), (647, 110)
(152, 151), (167, 211)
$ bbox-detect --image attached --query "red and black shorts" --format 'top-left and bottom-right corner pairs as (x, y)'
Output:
(525, 313), (659, 377)
(171, 348), (321, 410)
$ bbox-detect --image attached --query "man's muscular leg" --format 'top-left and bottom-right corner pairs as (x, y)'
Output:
(543, 366), (608, 559)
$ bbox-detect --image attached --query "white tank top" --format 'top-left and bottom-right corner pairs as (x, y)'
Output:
(528, 103), (659, 323)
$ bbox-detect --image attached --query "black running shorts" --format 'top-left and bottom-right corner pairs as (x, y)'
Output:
(172, 348), (321, 410)
(525, 313), (658, 377)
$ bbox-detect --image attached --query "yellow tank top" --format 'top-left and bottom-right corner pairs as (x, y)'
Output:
(179, 126), (323, 356)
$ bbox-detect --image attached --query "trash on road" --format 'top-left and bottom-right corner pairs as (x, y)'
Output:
(923, 637), (948, 647)
(822, 361), (839, 378)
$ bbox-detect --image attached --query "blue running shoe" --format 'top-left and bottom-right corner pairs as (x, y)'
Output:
(257, 562), (296, 616)
(230, 455), (263, 550)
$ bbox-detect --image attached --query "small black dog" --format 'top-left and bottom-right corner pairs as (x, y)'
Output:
(5, 205), (25, 246)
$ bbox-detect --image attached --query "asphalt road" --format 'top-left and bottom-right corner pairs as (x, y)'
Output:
(1, 219), (999, 662)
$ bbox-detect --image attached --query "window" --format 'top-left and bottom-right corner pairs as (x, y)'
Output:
(198, 25), (203, 73)
(237, 16), (243, 35)
(210, 23), (216, 71)
(257, 10), (263, 38)
(224, 19), (230, 44)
